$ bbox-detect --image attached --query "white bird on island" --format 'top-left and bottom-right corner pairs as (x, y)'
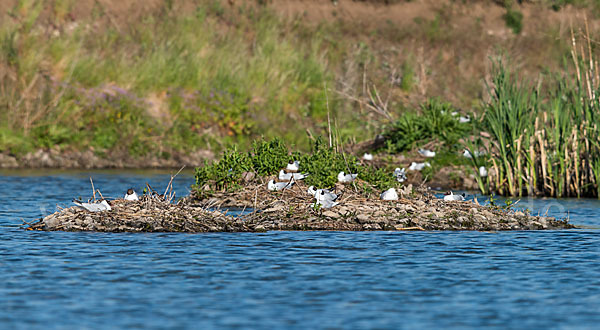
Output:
(268, 180), (295, 191)
(479, 166), (488, 177)
(462, 149), (486, 159)
(312, 198), (339, 209)
(363, 153), (374, 161)
(286, 160), (300, 172)
(393, 167), (407, 183)
(459, 115), (471, 123)
(307, 186), (338, 202)
(408, 162), (431, 171)
(338, 171), (358, 183)
(380, 188), (398, 201)
(418, 149), (436, 158)
(443, 191), (466, 201)
(124, 188), (139, 201)
(73, 199), (112, 212)
(278, 169), (308, 181)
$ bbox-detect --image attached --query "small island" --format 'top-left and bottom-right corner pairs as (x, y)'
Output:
(27, 139), (574, 232)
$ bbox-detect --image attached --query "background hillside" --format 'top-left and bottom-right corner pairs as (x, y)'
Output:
(1, 0), (599, 166)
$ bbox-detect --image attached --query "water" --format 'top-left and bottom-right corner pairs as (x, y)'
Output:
(1, 171), (599, 329)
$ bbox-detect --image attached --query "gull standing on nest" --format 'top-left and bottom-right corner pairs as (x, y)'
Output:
(307, 186), (338, 201)
(124, 188), (139, 201)
(286, 160), (300, 172)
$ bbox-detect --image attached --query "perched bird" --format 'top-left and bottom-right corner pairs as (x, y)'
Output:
(338, 171), (358, 183)
(479, 166), (488, 177)
(393, 167), (407, 183)
(418, 149), (436, 158)
(286, 160), (300, 172)
(307, 186), (338, 202)
(312, 198), (339, 209)
(278, 169), (308, 181)
(73, 199), (111, 212)
(316, 189), (339, 203)
(459, 115), (471, 123)
(362, 153), (374, 161)
(462, 149), (486, 159)
(124, 188), (139, 201)
(380, 188), (398, 201)
(268, 180), (295, 191)
(443, 191), (466, 201)
(408, 162), (431, 171)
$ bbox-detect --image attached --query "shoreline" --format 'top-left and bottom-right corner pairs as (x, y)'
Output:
(0, 148), (213, 169)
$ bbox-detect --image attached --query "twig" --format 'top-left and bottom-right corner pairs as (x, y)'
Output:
(164, 165), (186, 202)
(90, 177), (96, 202)
(324, 82), (333, 148)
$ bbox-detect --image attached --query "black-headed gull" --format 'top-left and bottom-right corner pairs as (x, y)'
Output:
(418, 149), (436, 158)
(307, 186), (338, 201)
(268, 180), (295, 191)
(338, 171), (358, 183)
(278, 169), (308, 181)
(462, 149), (486, 158)
(459, 115), (470, 123)
(312, 198), (339, 209)
(393, 167), (407, 182)
(443, 191), (465, 201)
(362, 153), (373, 161)
(408, 162), (431, 171)
(286, 160), (300, 172)
(380, 188), (398, 201)
(73, 199), (112, 212)
(124, 188), (139, 201)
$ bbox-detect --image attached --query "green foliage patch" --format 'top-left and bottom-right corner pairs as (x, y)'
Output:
(195, 137), (399, 195)
(381, 98), (473, 154)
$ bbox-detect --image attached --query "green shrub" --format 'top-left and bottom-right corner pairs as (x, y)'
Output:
(195, 137), (400, 194)
(382, 99), (472, 154)
(251, 137), (290, 176)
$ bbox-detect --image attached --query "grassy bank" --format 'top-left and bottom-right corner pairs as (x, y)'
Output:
(2, 0), (598, 160)
(1, 0), (345, 157)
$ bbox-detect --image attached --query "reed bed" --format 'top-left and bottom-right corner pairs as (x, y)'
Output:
(472, 23), (600, 198)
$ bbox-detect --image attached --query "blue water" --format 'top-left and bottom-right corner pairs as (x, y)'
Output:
(1, 171), (599, 329)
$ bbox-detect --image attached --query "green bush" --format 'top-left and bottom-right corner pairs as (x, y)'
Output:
(195, 137), (399, 194)
(251, 137), (290, 176)
(382, 99), (472, 154)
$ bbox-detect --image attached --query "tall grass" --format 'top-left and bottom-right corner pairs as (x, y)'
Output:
(0, 1), (342, 157)
(475, 26), (600, 198)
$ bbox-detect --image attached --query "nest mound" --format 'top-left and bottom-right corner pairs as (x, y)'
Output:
(188, 181), (574, 231)
(27, 196), (254, 232)
(26, 181), (574, 232)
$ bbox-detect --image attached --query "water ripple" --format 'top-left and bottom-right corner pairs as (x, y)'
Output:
(0, 172), (599, 329)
